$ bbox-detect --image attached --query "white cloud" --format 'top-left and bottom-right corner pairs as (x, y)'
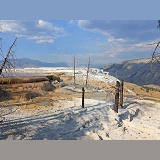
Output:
(132, 43), (147, 47)
(68, 20), (77, 25)
(77, 20), (159, 39)
(108, 38), (127, 43)
(77, 20), (90, 28)
(131, 40), (160, 48)
(0, 20), (67, 43)
(0, 20), (26, 33)
(99, 39), (159, 61)
(27, 36), (54, 43)
(77, 20), (160, 52)
(37, 20), (52, 29)
(77, 20), (110, 36)
(36, 20), (63, 34)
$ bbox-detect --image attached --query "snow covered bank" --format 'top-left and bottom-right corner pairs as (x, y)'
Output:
(1, 98), (160, 140)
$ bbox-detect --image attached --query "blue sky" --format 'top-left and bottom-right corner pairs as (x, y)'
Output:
(0, 20), (160, 67)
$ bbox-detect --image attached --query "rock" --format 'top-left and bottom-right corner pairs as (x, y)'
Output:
(59, 82), (67, 88)
(42, 82), (52, 91)
(52, 80), (59, 84)
(46, 75), (60, 82)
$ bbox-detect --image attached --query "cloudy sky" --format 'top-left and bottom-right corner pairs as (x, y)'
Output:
(0, 20), (160, 67)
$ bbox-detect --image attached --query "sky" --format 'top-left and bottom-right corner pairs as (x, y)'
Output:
(0, 20), (160, 67)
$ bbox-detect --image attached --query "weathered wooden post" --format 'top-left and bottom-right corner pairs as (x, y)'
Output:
(73, 56), (76, 86)
(85, 57), (90, 87)
(120, 80), (124, 107)
(82, 87), (85, 108)
(114, 81), (120, 113)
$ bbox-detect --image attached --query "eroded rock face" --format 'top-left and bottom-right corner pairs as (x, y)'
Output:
(46, 75), (61, 82)
(42, 81), (53, 91)
(0, 76), (56, 102)
(103, 58), (160, 86)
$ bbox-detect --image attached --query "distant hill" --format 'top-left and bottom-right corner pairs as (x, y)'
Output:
(103, 58), (160, 86)
(0, 58), (68, 68)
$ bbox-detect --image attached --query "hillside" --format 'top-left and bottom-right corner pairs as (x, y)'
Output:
(0, 58), (68, 68)
(103, 58), (160, 86)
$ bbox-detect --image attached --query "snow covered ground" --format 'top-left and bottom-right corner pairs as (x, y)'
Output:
(0, 98), (160, 140)
(0, 67), (160, 140)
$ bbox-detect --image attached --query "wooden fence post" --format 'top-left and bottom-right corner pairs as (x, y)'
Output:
(85, 57), (90, 87)
(82, 87), (85, 108)
(114, 81), (120, 113)
(73, 56), (76, 86)
(120, 80), (124, 107)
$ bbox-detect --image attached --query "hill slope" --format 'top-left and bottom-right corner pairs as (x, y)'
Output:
(103, 58), (160, 86)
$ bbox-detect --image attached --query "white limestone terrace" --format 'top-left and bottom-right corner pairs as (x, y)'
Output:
(0, 98), (160, 140)
(15, 67), (117, 84)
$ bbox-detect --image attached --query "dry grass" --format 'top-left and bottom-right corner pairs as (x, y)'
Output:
(0, 73), (88, 114)
(0, 75), (60, 102)
(50, 72), (65, 77)
(88, 79), (114, 90)
(143, 97), (160, 103)
(1, 71), (160, 115)
(0, 81), (53, 92)
(60, 75), (73, 82)
(124, 81), (160, 100)
(0, 76), (49, 84)
(0, 72), (77, 106)
(143, 84), (160, 91)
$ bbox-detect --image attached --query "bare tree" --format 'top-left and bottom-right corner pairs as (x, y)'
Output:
(0, 38), (17, 77)
(146, 21), (160, 72)
(157, 20), (160, 29)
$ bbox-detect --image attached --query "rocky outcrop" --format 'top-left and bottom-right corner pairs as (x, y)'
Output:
(0, 76), (57, 102)
(103, 58), (160, 86)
